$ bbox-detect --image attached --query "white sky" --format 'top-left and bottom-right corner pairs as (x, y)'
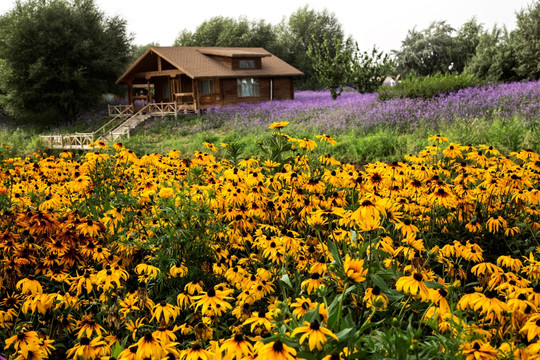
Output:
(0, 0), (535, 52)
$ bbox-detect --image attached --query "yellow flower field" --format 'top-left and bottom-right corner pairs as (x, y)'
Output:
(0, 127), (539, 359)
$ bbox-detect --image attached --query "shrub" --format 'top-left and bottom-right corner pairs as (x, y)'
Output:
(377, 73), (484, 100)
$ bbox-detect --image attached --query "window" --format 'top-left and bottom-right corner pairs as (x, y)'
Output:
(237, 78), (259, 97)
(239, 59), (255, 69)
(200, 80), (214, 94)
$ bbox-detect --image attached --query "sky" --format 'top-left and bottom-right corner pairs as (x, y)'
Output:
(0, 0), (535, 53)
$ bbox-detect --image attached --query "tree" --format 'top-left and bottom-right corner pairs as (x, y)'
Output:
(394, 21), (456, 76)
(349, 46), (395, 93)
(174, 16), (281, 53)
(307, 37), (353, 99)
(512, 1), (540, 79)
(277, 6), (349, 89)
(0, 0), (132, 122)
(464, 26), (518, 82)
(453, 18), (483, 74)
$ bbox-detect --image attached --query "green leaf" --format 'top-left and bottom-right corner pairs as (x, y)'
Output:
(336, 327), (356, 341)
(297, 351), (317, 360)
(424, 281), (444, 289)
(280, 274), (293, 289)
(327, 239), (342, 266)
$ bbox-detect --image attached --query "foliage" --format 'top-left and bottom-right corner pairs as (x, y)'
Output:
(349, 45), (395, 94)
(452, 17), (483, 74)
(306, 37), (353, 99)
(277, 6), (348, 89)
(464, 26), (519, 82)
(512, 0), (540, 79)
(377, 73), (484, 100)
(393, 21), (456, 76)
(174, 16), (280, 52)
(0, 0), (132, 123)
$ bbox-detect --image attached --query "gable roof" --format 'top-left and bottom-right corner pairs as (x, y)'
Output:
(117, 46), (303, 84)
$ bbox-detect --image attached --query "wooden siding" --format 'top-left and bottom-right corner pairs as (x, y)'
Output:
(209, 55), (233, 69)
(197, 76), (294, 108)
(273, 77), (294, 100)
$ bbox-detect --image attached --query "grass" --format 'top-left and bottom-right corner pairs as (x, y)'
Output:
(1, 85), (539, 162)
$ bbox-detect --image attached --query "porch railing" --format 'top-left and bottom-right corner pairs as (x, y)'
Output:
(40, 100), (198, 149)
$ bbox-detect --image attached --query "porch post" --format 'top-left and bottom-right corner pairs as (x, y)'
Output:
(127, 80), (133, 106)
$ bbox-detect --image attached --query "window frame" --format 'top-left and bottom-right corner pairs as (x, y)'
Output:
(200, 79), (215, 95)
(239, 59), (255, 69)
(237, 78), (259, 97)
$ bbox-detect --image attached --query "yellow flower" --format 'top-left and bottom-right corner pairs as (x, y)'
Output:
(151, 300), (179, 323)
(315, 134), (337, 146)
(269, 121), (289, 130)
(395, 272), (430, 301)
(191, 288), (233, 316)
(257, 340), (296, 360)
(203, 142), (218, 152)
(290, 319), (339, 351)
(158, 187), (175, 199)
(296, 138), (317, 151)
(428, 134), (449, 143)
(343, 255), (368, 283)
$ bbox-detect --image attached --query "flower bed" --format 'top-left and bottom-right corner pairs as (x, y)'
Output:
(0, 129), (539, 359)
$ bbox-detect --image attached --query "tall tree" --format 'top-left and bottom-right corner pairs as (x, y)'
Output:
(174, 16), (281, 53)
(512, 1), (540, 79)
(394, 21), (456, 76)
(464, 26), (518, 82)
(307, 37), (353, 99)
(278, 6), (348, 89)
(0, 0), (132, 122)
(453, 18), (483, 73)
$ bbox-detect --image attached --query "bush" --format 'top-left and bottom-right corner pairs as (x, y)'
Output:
(377, 73), (484, 100)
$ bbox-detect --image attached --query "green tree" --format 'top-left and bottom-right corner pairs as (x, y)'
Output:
(307, 37), (353, 99)
(174, 16), (281, 55)
(512, 1), (540, 79)
(394, 21), (456, 76)
(0, 0), (132, 123)
(453, 17), (483, 73)
(278, 6), (348, 89)
(464, 26), (518, 82)
(349, 45), (395, 93)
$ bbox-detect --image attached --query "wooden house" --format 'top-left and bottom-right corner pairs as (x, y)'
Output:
(116, 46), (304, 112)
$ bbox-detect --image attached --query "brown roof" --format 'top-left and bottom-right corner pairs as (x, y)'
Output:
(117, 46), (303, 83)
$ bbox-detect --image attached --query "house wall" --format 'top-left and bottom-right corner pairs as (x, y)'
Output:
(198, 76), (293, 109)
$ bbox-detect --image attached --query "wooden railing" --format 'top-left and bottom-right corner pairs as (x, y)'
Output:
(108, 104), (133, 117)
(40, 101), (198, 149)
(40, 133), (96, 149)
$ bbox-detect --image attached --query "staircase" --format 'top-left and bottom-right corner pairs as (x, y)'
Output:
(40, 102), (192, 150)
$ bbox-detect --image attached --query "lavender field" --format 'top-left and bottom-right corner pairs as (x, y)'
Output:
(202, 80), (540, 134)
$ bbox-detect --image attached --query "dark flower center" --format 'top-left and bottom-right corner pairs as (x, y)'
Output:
(234, 334), (244, 342)
(272, 340), (284, 352)
(80, 337), (90, 345)
(438, 289), (448, 297)
(372, 286), (381, 296)
(207, 288), (216, 297)
(473, 342), (480, 350)
(413, 273), (423, 281)
(310, 319), (320, 330)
